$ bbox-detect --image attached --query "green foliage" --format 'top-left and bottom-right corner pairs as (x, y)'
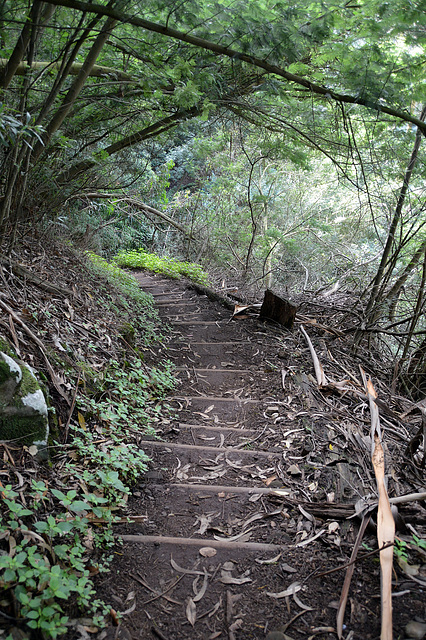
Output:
(394, 534), (426, 563)
(61, 198), (152, 256)
(0, 253), (177, 637)
(86, 252), (161, 344)
(114, 248), (210, 286)
(0, 105), (44, 149)
(0, 483), (111, 637)
(0, 353), (176, 637)
(394, 538), (408, 561)
(77, 357), (176, 433)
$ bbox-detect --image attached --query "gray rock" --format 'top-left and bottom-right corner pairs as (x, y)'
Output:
(265, 632), (287, 640)
(0, 348), (49, 447)
(405, 621), (426, 639)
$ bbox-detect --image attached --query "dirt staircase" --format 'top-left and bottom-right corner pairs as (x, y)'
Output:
(101, 273), (316, 640)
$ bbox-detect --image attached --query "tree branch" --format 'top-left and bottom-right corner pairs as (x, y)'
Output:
(40, 0), (426, 136)
(0, 58), (135, 81)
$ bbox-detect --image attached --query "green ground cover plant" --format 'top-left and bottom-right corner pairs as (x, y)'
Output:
(0, 255), (176, 638)
(113, 248), (210, 286)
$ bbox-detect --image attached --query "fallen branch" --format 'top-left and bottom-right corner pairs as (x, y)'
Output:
(366, 376), (395, 640)
(337, 516), (371, 638)
(300, 324), (327, 386)
(0, 297), (70, 405)
(1, 258), (75, 297)
(65, 193), (194, 238)
(0, 58), (134, 81)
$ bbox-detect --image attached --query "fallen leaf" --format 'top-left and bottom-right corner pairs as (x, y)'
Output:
(171, 557), (205, 576)
(220, 568), (251, 585)
(110, 609), (119, 626)
(255, 553), (282, 565)
(397, 557), (420, 576)
(267, 581), (302, 599)
(195, 513), (214, 535)
(328, 521), (340, 534)
(287, 464), (301, 475)
(193, 569), (208, 602)
(186, 598), (196, 626)
(213, 529), (252, 542)
(280, 562), (297, 573)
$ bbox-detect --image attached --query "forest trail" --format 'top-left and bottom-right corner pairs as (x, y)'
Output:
(94, 273), (425, 640)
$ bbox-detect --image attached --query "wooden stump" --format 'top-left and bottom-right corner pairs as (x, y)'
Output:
(259, 289), (297, 329)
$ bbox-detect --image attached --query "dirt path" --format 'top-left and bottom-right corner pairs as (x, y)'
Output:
(94, 273), (425, 640)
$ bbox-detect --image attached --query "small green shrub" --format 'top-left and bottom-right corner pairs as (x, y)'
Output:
(113, 248), (210, 286)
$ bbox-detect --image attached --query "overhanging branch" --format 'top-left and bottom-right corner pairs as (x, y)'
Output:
(40, 0), (426, 136)
(0, 58), (135, 81)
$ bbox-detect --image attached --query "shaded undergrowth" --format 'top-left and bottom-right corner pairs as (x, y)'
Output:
(0, 249), (176, 638)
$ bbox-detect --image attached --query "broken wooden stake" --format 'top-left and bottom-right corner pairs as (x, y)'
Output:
(259, 289), (297, 329)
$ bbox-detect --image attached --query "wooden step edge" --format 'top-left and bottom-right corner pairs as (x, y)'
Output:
(175, 367), (252, 373)
(120, 534), (282, 551)
(155, 301), (199, 306)
(152, 294), (186, 298)
(184, 341), (250, 345)
(172, 320), (228, 325)
(160, 483), (292, 497)
(170, 395), (260, 403)
(178, 423), (255, 433)
(139, 440), (281, 457)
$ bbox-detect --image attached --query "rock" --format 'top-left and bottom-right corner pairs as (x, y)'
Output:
(0, 346), (49, 448)
(405, 621), (426, 639)
(265, 632), (288, 640)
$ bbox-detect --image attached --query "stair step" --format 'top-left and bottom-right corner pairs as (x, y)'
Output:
(161, 483), (291, 496)
(120, 534), (281, 551)
(178, 422), (255, 433)
(171, 395), (260, 403)
(175, 367), (252, 373)
(138, 440), (280, 457)
(172, 320), (228, 326)
(155, 301), (199, 306)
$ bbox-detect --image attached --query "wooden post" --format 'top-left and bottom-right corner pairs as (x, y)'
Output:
(259, 289), (297, 329)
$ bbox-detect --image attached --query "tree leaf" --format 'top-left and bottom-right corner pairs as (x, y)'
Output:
(186, 598), (196, 626)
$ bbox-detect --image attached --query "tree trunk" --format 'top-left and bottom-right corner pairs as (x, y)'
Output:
(31, 14), (118, 161)
(361, 104), (426, 327)
(0, 1), (56, 89)
(386, 239), (426, 320)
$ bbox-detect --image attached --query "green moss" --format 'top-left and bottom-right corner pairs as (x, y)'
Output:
(0, 413), (48, 445)
(17, 365), (39, 398)
(0, 348), (49, 446)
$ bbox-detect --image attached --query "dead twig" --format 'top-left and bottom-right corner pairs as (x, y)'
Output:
(366, 375), (395, 640)
(151, 626), (170, 640)
(131, 572), (185, 606)
(336, 516), (371, 638)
